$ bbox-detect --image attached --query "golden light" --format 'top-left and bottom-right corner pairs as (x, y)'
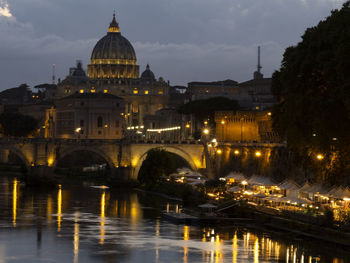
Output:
(241, 180), (248, 186)
(267, 112), (272, 116)
(79, 89), (84, 94)
(184, 225), (190, 241)
(144, 90), (149, 94)
(13, 179), (17, 227)
(255, 151), (262, 157)
(316, 154), (324, 160)
(57, 185), (62, 232)
(47, 195), (53, 223)
(104, 124), (108, 128)
(254, 238), (259, 263)
(48, 157), (54, 167)
(216, 149), (222, 154)
(133, 89), (139, 94)
(75, 127), (81, 133)
(103, 89), (108, 93)
(185, 124), (190, 129)
(100, 192), (106, 245)
(90, 89), (96, 93)
(233, 232), (238, 263)
(221, 120), (225, 125)
(204, 121), (208, 125)
(203, 129), (209, 135)
(74, 212), (79, 263)
(234, 150), (240, 155)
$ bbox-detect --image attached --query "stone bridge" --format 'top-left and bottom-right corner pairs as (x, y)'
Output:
(0, 138), (207, 180)
(0, 138), (286, 180)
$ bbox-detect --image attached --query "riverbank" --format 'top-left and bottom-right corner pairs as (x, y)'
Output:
(137, 182), (350, 249)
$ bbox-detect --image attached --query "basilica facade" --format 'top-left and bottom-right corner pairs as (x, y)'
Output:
(56, 14), (171, 131)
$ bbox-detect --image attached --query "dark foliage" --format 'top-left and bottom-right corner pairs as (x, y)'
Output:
(0, 112), (38, 137)
(271, 2), (350, 184)
(138, 149), (189, 187)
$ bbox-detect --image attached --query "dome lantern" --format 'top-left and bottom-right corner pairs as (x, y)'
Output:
(108, 13), (120, 33)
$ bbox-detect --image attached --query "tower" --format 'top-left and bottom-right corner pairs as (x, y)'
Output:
(253, 46), (263, 80)
(52, 64), (56, 84)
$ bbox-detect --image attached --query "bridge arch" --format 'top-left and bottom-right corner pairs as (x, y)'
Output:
(53, 146), (115, 171)
(1, 145), (31, 167)
(132, 146), (199, 180)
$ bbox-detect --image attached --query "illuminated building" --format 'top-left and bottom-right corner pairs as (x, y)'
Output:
(215, 110), (279, 142)
(56, 14), (173, 127)
(53, 92), (125, 139)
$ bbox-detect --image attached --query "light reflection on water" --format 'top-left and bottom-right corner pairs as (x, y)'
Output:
(0, 177), (348, 263)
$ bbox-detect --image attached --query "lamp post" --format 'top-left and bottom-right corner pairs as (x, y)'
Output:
(240, 117), (244, 142)
(201, 128), (215, 180)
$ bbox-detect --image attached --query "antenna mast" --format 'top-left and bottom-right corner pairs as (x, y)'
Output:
(257, 46), (262, 74)
(52, 64), (56, 84)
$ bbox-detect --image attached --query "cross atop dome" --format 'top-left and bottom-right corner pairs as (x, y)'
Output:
(108, 12), (120, 33)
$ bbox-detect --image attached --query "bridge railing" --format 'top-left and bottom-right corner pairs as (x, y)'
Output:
(0, 137), (202, 145)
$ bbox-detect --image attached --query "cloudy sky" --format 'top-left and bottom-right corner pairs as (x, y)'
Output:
(0, 0), (346, 90)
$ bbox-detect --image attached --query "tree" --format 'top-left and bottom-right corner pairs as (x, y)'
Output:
(0, 112), (38, 137)
(138, 149), (189, 186)
(271, 2), (350, 184)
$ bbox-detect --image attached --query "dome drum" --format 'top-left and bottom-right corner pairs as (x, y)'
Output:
(88, 64), (139, 79)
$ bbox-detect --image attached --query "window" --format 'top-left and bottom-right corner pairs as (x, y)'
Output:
(158, 89), (164, 95)
(104, 89), (108, 93)
(133, 89), (138, 94)
(144, 90), (149, 95)
(90, 89), (95, 93)
(79, 89), (84, 93)
(97, 116), (103, 128)
(80, 120), (84, 127)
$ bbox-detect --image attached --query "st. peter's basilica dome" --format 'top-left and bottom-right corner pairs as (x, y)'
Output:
(88, 14), (139, 79)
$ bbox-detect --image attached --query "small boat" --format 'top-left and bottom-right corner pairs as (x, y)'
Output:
(162, 211), (200, 224)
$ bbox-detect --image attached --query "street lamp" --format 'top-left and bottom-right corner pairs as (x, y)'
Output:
(255, 151), (261, 157)
(316, 154), (324, 160)
(203, 128), (209, 135)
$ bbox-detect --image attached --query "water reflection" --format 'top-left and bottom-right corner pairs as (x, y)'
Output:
(100, 191), (105, 245)
(232, 232), (237, 263)
(57, 184), (62, 231)
(12, 178), (17, 227)
(0, 177), (349, 263)
(73, 211), (79, 263)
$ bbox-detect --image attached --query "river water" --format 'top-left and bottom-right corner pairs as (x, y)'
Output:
(0, 175), (349, 263)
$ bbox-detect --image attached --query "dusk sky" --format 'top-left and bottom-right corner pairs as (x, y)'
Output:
(0, 0), (346, 90)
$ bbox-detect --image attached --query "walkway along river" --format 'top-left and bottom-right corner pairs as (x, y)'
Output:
(0, 174), (349, 263)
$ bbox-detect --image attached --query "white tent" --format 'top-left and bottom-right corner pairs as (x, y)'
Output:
(279, 180), (300, 191)
(225, 172), (246, 181)
(247, 175), (276, 186)
(280, 196), (312, 204)
(227, 186), (242, 193)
